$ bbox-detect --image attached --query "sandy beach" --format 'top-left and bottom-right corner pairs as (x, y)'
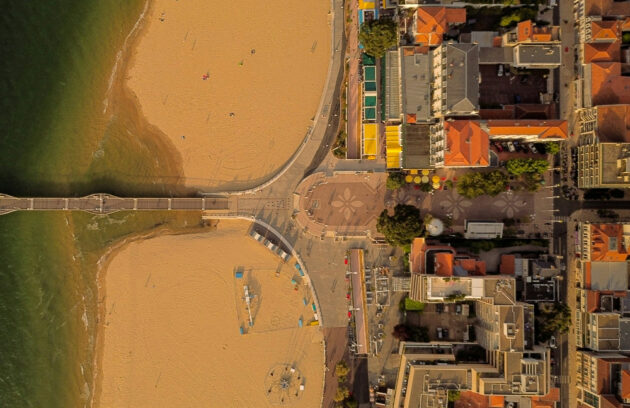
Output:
(126, 0), (332, 191)
(97, 220), (324, 407)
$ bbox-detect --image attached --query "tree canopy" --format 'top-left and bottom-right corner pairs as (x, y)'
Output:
(506, 158), (549, 176)
(545, 142), (560, 155)
(456, 171), (508, 198)
(376, 204), (424, 247)
(358, 19), (397, 58)
(386, 172), (405, 190)
(536, 302), (571, 342)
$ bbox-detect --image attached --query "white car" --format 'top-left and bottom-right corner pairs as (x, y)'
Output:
(549, 336), (557, 348)
(507, 141), (516, 152)
(498, 64), (504, 77)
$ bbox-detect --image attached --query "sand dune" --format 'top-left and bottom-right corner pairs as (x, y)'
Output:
(126, 0), (331, 191)
(97, 220), (324, 407)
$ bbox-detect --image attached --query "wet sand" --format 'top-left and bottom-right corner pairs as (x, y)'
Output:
(97, 220), (324, 407)
(126, 0), (332, 191)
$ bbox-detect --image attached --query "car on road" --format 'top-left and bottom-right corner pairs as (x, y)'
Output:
(549, 336), (557, 348)
(456, 304), (462, 314)
(443, 328), (449, 339)
(436, 304), (444, 313)
(437, 327), (443, 339)
(498, 64), (504, 77)
(507, 141), (516, 152)
(528, 143), (538, 154)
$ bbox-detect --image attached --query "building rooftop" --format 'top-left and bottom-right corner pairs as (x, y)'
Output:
(486, 120), (568, 139)
(443, 43), (480, 115)
(588, 62), (630, 106)
(588, 223), (629, 261)
(517, 20), (556, 42)
(443, 120), (489, 167)
(586, 261), (629, 291)
(514, 43), (561, 65)
(414, 6), (466, 46)
(585, 0), (630, 17)
(402, 124), (432, 169)
(401, 46), (432, 123)
(584, 41), (620, 63)
(591, 20), (621, 40)
(596, 105), (630, 143)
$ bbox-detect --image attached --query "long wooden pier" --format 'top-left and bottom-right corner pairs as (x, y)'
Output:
(0, 194), (230, 216)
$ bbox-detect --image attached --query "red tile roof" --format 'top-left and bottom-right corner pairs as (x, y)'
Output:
(585, 0), (630, 17)
(621, 370), (630, 399)
(414, 6), (466, 46)
(589, 223), (628, 261)
(596, 105), (630, 143)
(443, 120), (489, 167)
(584, 41), (620, 63)
(590, 62), (630, 106)
(531, 388), (560, 408)
(489, 395), (504, 408)
(517, 20), (553, 42)
(486, 120), (568, 140)
(591, 20), (620, 40)
(435, 252), (454, 276)
(500, 254), (516, 275)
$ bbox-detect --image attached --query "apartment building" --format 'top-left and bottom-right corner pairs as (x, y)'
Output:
(576, 351), (630, 408)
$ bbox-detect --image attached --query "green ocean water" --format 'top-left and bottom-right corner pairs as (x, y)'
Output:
(0, 1), (200, 407)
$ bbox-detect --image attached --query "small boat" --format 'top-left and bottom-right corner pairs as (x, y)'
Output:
(298, 318), (303, 328)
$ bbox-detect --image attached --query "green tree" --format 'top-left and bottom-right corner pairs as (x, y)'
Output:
(448, 390), (461, 402)
(376, 204), (424, 247)
(344, 397), (359, 408)
(506, 158), (549, 175)
(386, 172), (406, 190)
(334, 386), (350, 403)
(358, 19), (397, 58)
(536, 302), (571, 342)
(545, 142), (560, 155)
(335, 361), (350, 380)
(456, 171), (508, 198)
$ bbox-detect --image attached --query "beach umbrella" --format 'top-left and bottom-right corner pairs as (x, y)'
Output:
(405, 175), (413, 183)
(421, 169), (429, 176)
(414, 176), (421, 184)
(421, 176), (429, 183)
(432, 175), (440, 183)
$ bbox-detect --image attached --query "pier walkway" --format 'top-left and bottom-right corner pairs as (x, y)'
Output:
(0, 194), (230, 216)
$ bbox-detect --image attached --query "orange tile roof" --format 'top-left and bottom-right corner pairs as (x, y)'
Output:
(435, 252), (454, 276)
(486, 120), (568, 139)
(586, 0), (630, 17)
(589, 224), (628, 261)
(410, 237), (427, 274)
(456, 391), (488, 408)
(500, 254), (516, 275)
(414, 6), (466, 46)
(454, 258), (486, 275)
(584, 41), (620, 63)
(622, 17), (630, 31)
(517, 20), (553, 42)
(622, 370), (630, 399)
(591, 20), (620, 40)
(443, 120), (490, 167)
(489, 395), (504, 408)
(596, 105), (630, 143)
(532, 388), (561, 408)
(587, 289), (601, 312)
(590, 62), (630, 106)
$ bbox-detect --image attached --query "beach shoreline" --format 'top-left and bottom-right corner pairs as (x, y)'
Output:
(124, 0), (331, 192)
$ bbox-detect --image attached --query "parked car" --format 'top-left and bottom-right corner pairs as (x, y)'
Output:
(497, 64), (504, 77)
(436, 304), (444, 314)
(528, 143), (538, 154)
(507, 141), (516, 152)
(456, 304), (462, 314)
(514, 94), (522, 103)
(443, 328), (449, 339)
(549, 336), (557, 348)
(437, 327), (443, 339)
(494, 142), (504, 152)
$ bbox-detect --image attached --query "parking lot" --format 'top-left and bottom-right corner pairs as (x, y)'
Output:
(480, 65), (549, 107)
(406, 302), (476, 342)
